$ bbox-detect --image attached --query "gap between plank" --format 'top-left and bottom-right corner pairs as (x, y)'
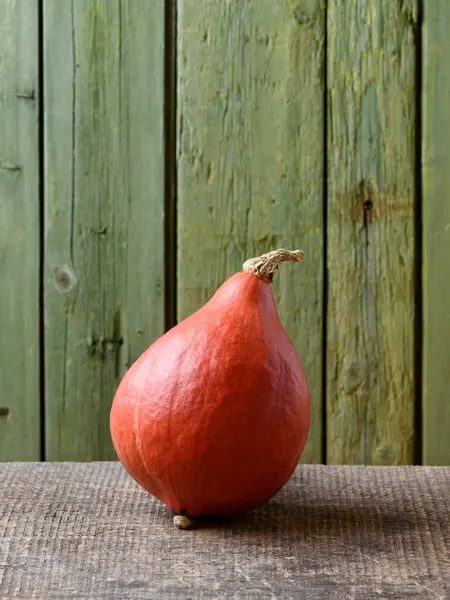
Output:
(322, 1), (329, 466)
(164, 0), (177, 331)
(38, 0), (46, 461)
(414, 0), (423, 465)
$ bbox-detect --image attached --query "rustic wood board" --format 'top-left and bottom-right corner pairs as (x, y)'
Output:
(422, 0), (450, 466)
(0, 1), (40, 460)
(177, 0), (325, 463)
(43, 0), (165, 460)
(0, 462), (448, 598)
(326, 0), (417, 464)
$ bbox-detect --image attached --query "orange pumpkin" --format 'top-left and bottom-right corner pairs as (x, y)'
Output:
(110, 249), (310, 528)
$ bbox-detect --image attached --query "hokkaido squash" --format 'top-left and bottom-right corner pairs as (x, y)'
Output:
(110, 249), (310, 528)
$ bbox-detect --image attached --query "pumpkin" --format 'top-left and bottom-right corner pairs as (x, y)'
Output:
(110, 249), (310, 528)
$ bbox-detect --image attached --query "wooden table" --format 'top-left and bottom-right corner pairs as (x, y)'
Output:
(0, 463), (448, 599)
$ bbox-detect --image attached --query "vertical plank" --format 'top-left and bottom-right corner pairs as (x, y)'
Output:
(44, 0), (165, 460)
(327, 0), (417, 464)
(422, 0), (450, 465)
(0, 1), (40, 460)
(177, 0), (325, 463)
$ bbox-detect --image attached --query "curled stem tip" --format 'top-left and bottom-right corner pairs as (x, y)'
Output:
(242, 248), (304, 282)
(173, 515), (193, 530)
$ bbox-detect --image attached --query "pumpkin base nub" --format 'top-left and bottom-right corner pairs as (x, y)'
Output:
(173, 514), (194, 530)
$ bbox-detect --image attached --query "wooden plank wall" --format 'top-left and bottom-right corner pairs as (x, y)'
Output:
(1, 0), (450, 465)
(326, 0), (417, 464)
(0, 1), (40, 460)
(43, 0), (165, 460)
(177, 0), (325, 463)
(422, 0), (450, 465)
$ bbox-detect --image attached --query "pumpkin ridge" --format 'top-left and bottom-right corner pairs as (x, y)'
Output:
(133, 360), (168, 504)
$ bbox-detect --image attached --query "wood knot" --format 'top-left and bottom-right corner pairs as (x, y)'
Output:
(294, 5), (313, 27)
(54, 265), (77, 293)
(342, 363), (364, 395)
(350, 179), (377, 223)
(375, 444), (394, 465)
(358, 179), (375, 206)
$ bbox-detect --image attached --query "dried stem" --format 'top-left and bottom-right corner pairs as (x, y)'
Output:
(242, 248), (304, 282)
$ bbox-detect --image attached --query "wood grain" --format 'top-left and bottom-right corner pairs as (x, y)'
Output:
(326, 0), (417, 464)
(0, 0), (40, 460)
(1, 463), (449, 598)
(422, 0), (450, 465)
(43, 0), (165, 460)
(177, 0), (325, 463)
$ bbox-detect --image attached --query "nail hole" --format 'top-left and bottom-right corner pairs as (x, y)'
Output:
(91, 226), (107, 236)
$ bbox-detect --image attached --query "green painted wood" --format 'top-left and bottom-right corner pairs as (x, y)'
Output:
(0, 1), (40, 461)
(177, 0), (325, 463)
(326, 0), (417, 464)
(44, 0), (165, 460)
(422, 0), (450, 466)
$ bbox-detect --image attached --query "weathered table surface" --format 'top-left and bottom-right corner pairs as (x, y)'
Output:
(0, 463), (449, 599)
